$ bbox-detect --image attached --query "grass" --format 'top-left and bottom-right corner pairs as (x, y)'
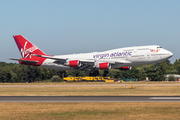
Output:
(0, 82), (180, 119)
(0, 102), (180, 120)
(0, 81), (179, 85)
(0, 84), (180, 96)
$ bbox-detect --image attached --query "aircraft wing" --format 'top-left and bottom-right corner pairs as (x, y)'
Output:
(8, 58), (39, 63)
(33, 54), (95, 63)
(34, 54), (131, 64)
(9, 55), (131, 71)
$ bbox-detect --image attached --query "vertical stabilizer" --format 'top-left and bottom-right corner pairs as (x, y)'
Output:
(13, 35), (46, 58)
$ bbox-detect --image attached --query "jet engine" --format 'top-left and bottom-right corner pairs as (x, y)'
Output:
(120, 66), (132, 70)
(97, 62), (111, 70)
(64, 60), (81, 68)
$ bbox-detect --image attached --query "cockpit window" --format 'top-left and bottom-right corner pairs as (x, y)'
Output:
(157, 46), (162, 48)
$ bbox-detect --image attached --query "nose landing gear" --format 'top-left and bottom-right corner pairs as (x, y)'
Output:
(154, 63), (158, 71)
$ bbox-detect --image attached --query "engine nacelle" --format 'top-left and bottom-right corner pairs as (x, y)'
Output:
(64, 60), (81, 68)
(97, 62), (111, 70)
(120, 66), (132, 70)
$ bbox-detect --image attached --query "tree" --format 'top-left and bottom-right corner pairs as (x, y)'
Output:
(66, 70), (85, 77)
(51, 75), (63, 82)
(168, 75), (175, 81)
(10, 72), (17, 83)
(136, 66), (146, 81)
(145, 61), (169, 81)
(107, 69), (122, 78)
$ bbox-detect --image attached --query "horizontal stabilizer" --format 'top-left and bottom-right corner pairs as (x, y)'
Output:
(8, 58), (39, 63)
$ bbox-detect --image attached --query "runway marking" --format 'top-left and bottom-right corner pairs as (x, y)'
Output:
(150, 97), (180, 99)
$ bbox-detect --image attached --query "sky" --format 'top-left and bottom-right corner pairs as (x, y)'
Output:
(0, 0), (180, 63)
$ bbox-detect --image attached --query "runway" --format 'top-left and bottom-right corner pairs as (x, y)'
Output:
(0, 96), (180, 102)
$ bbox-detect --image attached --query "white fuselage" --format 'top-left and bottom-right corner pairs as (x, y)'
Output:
(41, 45), (173, 70)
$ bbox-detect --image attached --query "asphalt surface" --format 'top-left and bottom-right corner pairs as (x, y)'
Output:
(0, 96), (180, 102)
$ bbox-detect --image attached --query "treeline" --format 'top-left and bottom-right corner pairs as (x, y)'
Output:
(0, 62), (65, 83)
(0, 59), (180, 83)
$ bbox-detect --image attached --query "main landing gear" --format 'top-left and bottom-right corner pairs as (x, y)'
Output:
(88, 69), (109, 77)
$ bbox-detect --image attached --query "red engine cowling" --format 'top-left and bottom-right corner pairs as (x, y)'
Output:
(120, 66), (132, 70)
(98, 62), (111, 70)
(68, 60), (80, 68)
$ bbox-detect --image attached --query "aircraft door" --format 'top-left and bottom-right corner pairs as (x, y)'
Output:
(147, 52), (151, 59)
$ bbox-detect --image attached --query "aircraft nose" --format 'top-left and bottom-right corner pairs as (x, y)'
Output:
(169, 51), (173, 57)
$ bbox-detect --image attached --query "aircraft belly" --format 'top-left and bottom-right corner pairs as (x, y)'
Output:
(41, 63), (73, 70)
(111, 64), (130, 68)
(41, 59), (85, 70)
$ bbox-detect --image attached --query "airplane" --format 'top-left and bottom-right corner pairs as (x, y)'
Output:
(9, 35), (173, 72)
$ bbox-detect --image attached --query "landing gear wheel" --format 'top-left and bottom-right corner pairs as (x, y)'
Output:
(103, 70), (109, 77)
(89, 70), (99, 76)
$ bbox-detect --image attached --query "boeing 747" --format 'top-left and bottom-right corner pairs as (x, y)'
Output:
(9, 35), (173, 72)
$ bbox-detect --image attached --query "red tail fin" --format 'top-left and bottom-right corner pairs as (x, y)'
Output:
(13, 35), (46, 58)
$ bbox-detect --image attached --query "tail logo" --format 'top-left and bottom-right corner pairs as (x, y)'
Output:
(21, 41), (38, 58)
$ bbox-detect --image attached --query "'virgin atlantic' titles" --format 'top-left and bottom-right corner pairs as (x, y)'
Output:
(93, 51), (132, 59)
